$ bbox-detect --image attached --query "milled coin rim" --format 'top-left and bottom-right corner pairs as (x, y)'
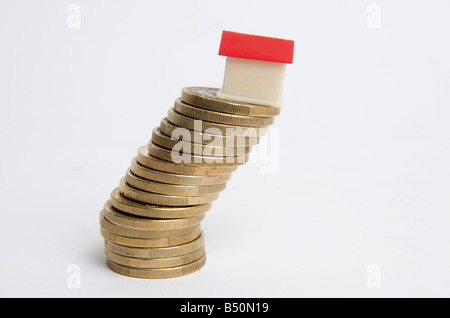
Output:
(125, 168), (227, 196)
(100, 226), (202, 248)
(159, 117), (262, 145)
(174, 98), (274, 127)
(110, 188), (211, 218)
(119, 178), (220, 206)
(152, 127), (252, 157)
(106, 254), (206, 279)
(99, 211), (201, 239)
(103, 200), (205, 230)
(130, 157), (232, 186)
(104, 232), (204, 258)
(181, 87), (280, 118)
(167, 108), (268, 136)
(137, 145), (238, 176)
(104, 246), (205, 269)
(147, 142), (248, 166)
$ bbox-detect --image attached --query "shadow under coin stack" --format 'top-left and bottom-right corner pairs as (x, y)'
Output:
(99, 87), (280, 278)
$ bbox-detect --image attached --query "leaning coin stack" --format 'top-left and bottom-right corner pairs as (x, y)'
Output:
(100, 87), (281, 279)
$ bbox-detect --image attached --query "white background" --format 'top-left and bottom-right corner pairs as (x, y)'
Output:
(1, 0), (449, 298)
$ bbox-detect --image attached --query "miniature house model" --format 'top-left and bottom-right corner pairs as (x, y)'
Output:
(217, 31), (295, 108)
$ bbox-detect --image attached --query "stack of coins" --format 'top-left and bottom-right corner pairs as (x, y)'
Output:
(100, 87), (280, 279)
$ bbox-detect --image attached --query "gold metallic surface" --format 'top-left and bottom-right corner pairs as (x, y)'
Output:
(167, 108), (267, 135)
(119, 178), (220, 206)
(100, 226), (202, 248)
(147, 142), (248, 166)
(137, 145), (237, 175)
(110, 188), (210, 219)
(130, 157), (232, 186)
(104, 246), (205, 269)
(181, 87), (280, 117)
(151, 128), (251, 157)
(99, 212), (201, 239)
(104, 233), (204, 258)
(125, 168), (226, 196)
(99, 86), (281, 279)
(159, 118), (261, 146)
(103, 200), (205, 230)
(175, 98), (274, 127)
(106, 254), (206, 279)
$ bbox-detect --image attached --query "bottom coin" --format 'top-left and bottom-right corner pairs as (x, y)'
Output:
(106, 254), (206, 279)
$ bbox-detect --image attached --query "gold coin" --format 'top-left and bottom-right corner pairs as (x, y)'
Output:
(167, 108), (267, 136)
(181, 87), (280, 118)
(99, 211), (201, 239)
(125, 168), (227, 196)
(130, 157), (232, 186)
(105, 246), (205, 269)
(100, 226), (202, 248)
(110, 188), (210, 219)
(103, 200), (205, 230)
(106, 254), (206, 279)
(159, 117), (261, 146)
(104, 232), (204, 258)
(147, 142), (248, 166)
(119, 178), (219, 206)
(174, 98), (274, 127)
(151, 127), (251, 157)
(137, 145), (237, 176)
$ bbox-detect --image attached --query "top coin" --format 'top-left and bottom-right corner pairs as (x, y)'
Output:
(181, 87), (281, 118)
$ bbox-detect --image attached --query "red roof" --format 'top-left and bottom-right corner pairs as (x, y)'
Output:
(218, 31), (294, 64)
